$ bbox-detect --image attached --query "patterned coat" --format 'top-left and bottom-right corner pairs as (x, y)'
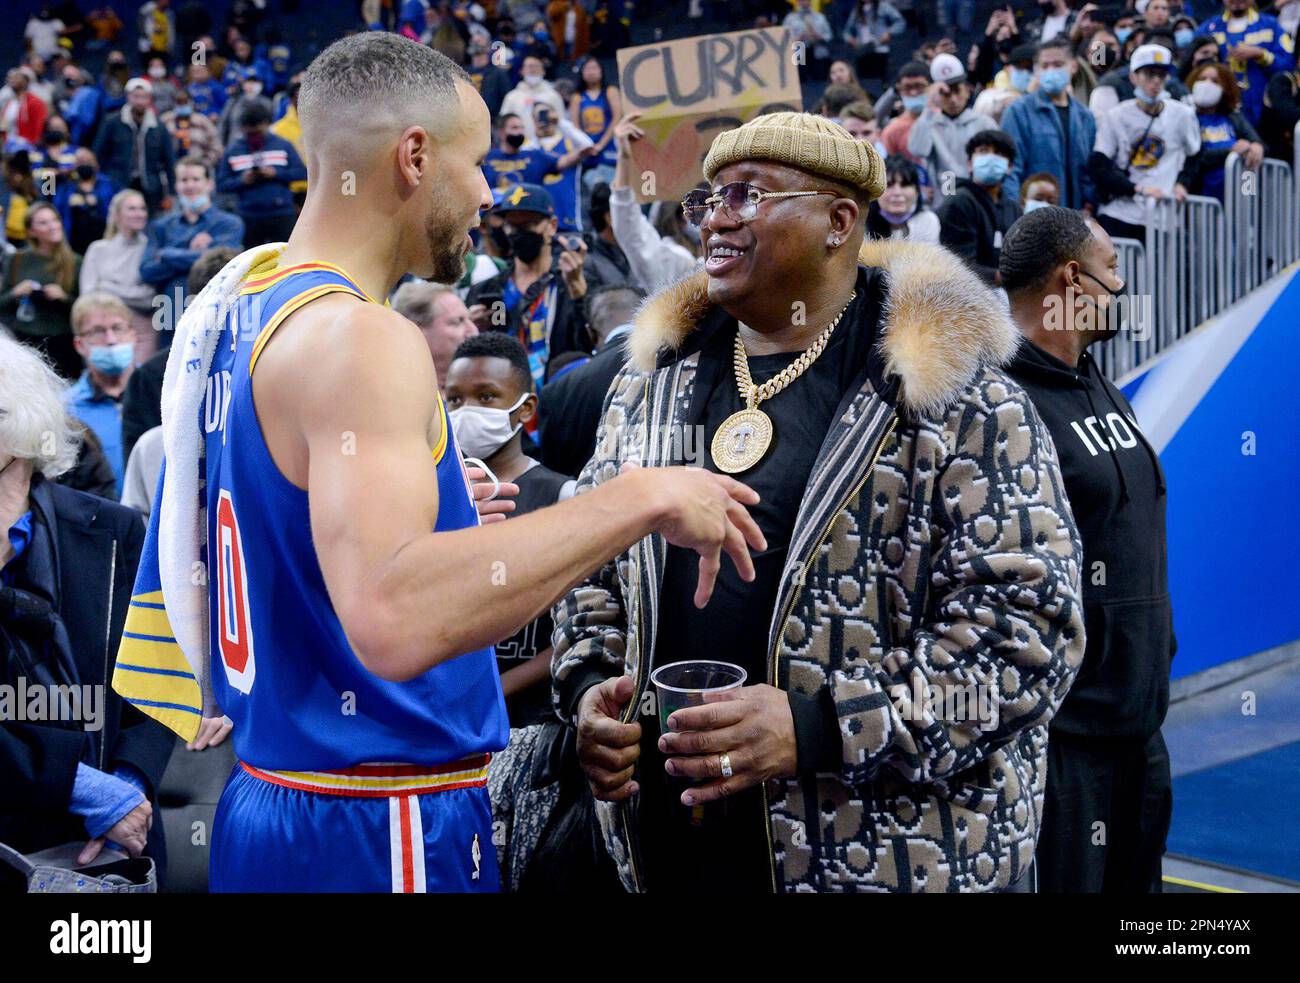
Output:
(551, 237), (1085, 892)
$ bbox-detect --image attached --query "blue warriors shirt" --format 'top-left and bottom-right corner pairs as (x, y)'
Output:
(534, 131), (584, 231)
(202, 258), (508, 771)
(577, 89), (617, 167)
(482, 146), (560, 191)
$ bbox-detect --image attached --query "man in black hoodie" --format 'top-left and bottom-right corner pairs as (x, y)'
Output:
(937, 130), (1022, 287)
(1000, 206), (1176, 892)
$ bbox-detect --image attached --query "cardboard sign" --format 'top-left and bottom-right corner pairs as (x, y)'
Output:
(616, 27), (804, 203)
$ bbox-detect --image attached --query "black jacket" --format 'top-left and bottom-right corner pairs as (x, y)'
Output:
(92, 108), (176, 199)
(538, 335), (628, 478)
(1262, 70), (1300, 163)
(0, 475), (174, 869)
(465, 263), (592, 383)
(937, 178), (1022, 286)
(1006, 340), (1175, 741)
(121, 348), (167, 466)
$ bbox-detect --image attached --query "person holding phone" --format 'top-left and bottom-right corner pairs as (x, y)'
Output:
(464, 184), (592, 388)
(526, 101), (596, 232)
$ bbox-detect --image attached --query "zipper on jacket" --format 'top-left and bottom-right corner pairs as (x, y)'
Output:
(100, 540), (117, 773)
(760, 414), (898, 892)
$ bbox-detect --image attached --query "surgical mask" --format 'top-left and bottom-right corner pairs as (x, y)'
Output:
(971, 153), (1009, 186)
(1038, 67), (1070, 95)
(873, 140), (888, 159)
(523, 72), (543, 86)
(450, 394), (528, 459)
(175, 105), (192, 118)
(505, 132), (526, 149)
(1191, 79), (1223, 107)
(89, 342), (134, 376)
(1175, 28), (1194, 48)
(508, 228), (545, 263)
(179, 193), (210, 212)
(1024, 198), (1052, 212)
(1116, 27), (1134, 44)
(148, 65), (166, 79)
(1134, 85), (1163, 105)
(1010, 67), (1034, 91)
(901, 93), (928, 113)
(243, 81), (263, 97)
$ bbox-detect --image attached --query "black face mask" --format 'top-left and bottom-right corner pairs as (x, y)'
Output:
(44, 132), (67, 148)
(504, 132), (526, 149)
(75, 164), (96, 181)
(509, 229), (545, 263)
(490, 225), (512, 256)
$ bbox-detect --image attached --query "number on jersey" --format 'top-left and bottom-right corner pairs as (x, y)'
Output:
(216, 489), (256, 693)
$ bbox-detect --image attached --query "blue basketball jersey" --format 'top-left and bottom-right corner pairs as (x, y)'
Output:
(202, 258), (508, 772)
(577, 90), (617, 167)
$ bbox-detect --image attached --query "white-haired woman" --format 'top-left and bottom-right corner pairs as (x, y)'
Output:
(0, 335), (174, 883)
(79, 189), (158, 363)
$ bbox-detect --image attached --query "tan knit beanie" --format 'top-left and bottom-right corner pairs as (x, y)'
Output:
(703, 111), (886, 200)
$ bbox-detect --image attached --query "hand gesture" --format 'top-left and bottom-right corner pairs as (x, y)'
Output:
(186, 714), (233, 750)
(466, 463), (519, 523)
(576, 675), (642, 801)
(613, 111), (645, 158)
(636, 465), (766, 608)
(658, 684), (798, 804)
(78, 800), (153, 863)
(556, 236), (587, 297)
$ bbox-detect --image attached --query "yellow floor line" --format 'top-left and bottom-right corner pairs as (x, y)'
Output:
(1162, 874), (1242, 894)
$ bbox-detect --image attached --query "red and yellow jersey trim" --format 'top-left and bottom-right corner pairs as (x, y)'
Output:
(430, 388), (450, 465)
(240, 754), (491, 798)
(239, 260), (380, 304)
(247, 282), (367, 375)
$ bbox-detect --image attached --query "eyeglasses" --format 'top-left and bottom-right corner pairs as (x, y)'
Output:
(680, 182), (840, 228)
(78, 324), (134, 344)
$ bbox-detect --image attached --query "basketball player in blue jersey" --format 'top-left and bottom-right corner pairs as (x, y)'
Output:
(204, 32), (766, 893)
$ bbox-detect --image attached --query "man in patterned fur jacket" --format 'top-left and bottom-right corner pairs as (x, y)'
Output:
(550, 112), (1086, 893)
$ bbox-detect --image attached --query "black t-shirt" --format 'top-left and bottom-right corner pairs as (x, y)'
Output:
(637, 269), (884, 892)
(496, 460), (571, 727)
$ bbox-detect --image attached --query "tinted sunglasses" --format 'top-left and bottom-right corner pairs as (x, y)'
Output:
(680, 181), (840, 228)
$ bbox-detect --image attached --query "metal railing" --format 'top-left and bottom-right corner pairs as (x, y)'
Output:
(1095, 144), (1296, 381)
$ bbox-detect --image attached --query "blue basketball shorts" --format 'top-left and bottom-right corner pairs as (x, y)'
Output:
(210, 755), (499, 892)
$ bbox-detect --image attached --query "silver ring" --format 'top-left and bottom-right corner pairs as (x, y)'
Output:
(718, 752), (733, 779)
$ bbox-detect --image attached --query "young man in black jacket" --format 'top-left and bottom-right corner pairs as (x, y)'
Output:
(1000, 206), (1176, 892)
(937, 129), (1022, 286)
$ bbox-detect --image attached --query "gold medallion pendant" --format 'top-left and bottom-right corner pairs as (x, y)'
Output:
(711, 406), (773, 474)
(715, 289), (856, 476)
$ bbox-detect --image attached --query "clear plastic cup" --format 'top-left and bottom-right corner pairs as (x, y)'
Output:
(650, 660), (747, 735)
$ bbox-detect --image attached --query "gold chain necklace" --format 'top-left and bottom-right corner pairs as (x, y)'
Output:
(710, 290), (856, 474)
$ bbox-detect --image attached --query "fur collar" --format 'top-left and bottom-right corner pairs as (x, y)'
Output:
(627, 238), (1021, 417)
